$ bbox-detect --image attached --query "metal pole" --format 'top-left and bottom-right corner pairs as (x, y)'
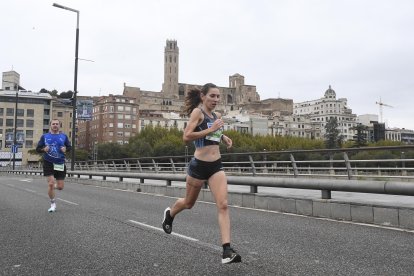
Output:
(53, 3), (80, 171)
(12, 86), (18, 170)
(72, 20), (79, 171)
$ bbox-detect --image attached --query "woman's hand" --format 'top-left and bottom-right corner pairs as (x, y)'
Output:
(210, 119), (224, 132)
(222, 135), (232, 149)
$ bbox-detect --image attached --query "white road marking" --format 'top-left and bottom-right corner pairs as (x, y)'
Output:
(19, 179), (32, 182)
(238, 206), (414, 234)
(24, 188), (37, 193)
(128, 219), (199, 242)
(57, 198), (79, 205)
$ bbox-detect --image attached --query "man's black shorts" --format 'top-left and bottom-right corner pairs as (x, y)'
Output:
(43, 160), (66, 180)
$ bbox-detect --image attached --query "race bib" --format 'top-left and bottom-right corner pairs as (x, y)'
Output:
(205, 122), (223, 142)
(53, 163), (65, 171)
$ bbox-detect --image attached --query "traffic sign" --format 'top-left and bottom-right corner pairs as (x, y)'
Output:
(11, 145), (18, 154)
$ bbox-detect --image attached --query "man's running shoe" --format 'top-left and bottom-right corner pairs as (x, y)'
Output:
(222, 248), (242, 264)
(48, 203), (56, 213)
(162, 207), (173, 234)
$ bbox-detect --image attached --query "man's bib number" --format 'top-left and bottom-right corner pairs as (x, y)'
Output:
(53, 163), (65, 171)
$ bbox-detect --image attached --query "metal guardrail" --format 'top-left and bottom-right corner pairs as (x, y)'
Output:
(6, 145), (414, 180)
(4, 169), (414, 200)
(2, 145), (414, 200)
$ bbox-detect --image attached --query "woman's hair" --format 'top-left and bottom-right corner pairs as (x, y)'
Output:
(183, 83), (217, 115)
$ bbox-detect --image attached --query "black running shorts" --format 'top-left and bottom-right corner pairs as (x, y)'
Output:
(187, 158), (223, 180)
(43, 160), (66, 180)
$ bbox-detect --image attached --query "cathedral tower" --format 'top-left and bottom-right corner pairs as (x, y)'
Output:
(162, 40), (179, 98)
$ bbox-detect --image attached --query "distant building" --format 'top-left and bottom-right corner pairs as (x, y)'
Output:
(123, 40), (261, 117)
(77, 94), (139, 151)
(0, 88), (52, 166)
(294, 85), (358, 141)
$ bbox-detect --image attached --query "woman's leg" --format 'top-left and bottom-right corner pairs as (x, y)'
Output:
(170, 175), (205, 217)
(208, 171), (230, 244)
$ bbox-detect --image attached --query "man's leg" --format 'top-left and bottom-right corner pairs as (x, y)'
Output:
(56, 179), (64, 190)
(47, 175), (55, 200)
(47, 175), (57, 212)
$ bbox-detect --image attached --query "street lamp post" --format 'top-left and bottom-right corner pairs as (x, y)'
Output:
(3, 80), (20, 170)
(12, 85), (18, 170)
(53, 3), (79, 171)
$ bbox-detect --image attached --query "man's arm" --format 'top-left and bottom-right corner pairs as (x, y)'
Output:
(35, 135), (45, 153)
(64, 134), (72, 152)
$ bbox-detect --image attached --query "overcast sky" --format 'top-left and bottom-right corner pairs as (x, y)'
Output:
(2, 0), (413, 130)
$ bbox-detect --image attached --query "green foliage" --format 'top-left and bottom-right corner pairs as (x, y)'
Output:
(153, 134), (184, 156)
(89, 125), (412, 164)
(97, 142), (129, 160)
(126, 138), (153, 158)
(59, 91), (73, 98)
(75, 149), (89, 161)
(324, 117), (343, 148)
(350, 123), (368, 147)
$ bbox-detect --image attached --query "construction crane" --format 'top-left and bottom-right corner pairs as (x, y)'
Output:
(375, 98), (393, 123)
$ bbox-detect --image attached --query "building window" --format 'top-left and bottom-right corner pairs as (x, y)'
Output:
(25, 140), (33, 148)
(6, 119), (13, 127)
(17, 119), (24, 127)
(26, 130), (33, 138)
(17, 109), (24, 117)
(117, 123), (123, 128)
(26, 119), (34, 127)
(57, 112), (63, 117)
(6, 108), (14, 116)
(27, 109), (34, 117)
(117, 114), (123, 119)
(0, 108), (3, 116)
(117, 106), (124, 111)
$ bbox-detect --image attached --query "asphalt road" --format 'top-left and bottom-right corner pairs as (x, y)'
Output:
(1, 176), (414, 275)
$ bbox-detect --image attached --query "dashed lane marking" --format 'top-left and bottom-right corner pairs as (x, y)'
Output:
(57, 198), (79, 205)
(127, 219), (199, 242)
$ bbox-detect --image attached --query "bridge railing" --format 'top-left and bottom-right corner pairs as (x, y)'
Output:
(2, 145), (414, 180)
(2, 145), (414, 200)
(67, 145), (414, 179)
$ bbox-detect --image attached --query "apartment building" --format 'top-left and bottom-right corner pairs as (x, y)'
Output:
(77, 94), (140, 151)
(293, 85), (358, 141)
(0, 89), (52, 166)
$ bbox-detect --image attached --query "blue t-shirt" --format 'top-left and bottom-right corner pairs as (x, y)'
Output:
(37, 132), (71, 164)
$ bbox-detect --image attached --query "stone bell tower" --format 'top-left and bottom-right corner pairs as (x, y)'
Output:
(162, 40), (179, 98)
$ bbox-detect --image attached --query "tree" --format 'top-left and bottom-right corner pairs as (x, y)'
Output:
(39, 88), (50, 94)
(59, 91), (74, 99)
(324, 117), (343, 149)
(97, 143), (128, 160)
(350, 123), (368, 147)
